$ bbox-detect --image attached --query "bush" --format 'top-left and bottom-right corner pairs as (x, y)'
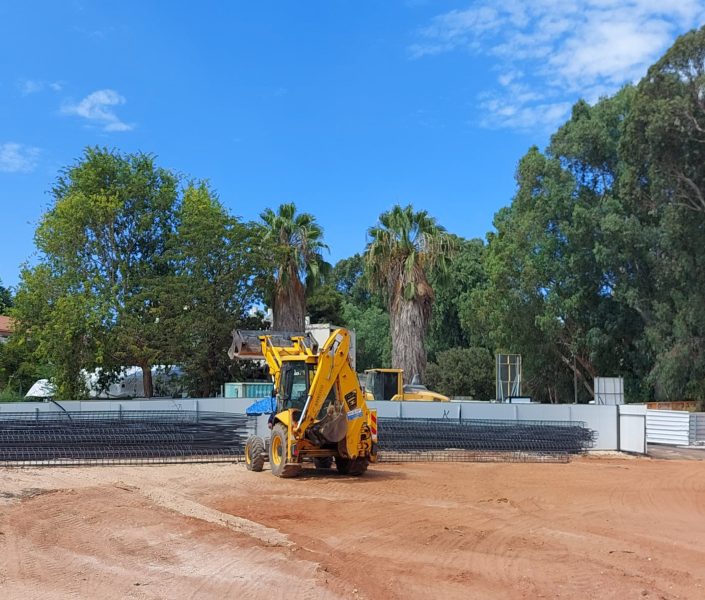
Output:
(426, 347), (494, 399)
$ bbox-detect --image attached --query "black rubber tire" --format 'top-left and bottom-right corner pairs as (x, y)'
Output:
(313, 456), (334, 469)
(269, 423), (301, 478)
(350, 458), (369, 476)
(245, 435), (266, 472)
(335, 456), (369, 476)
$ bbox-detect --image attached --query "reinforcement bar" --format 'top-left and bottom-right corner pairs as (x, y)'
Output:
(0, 411), (252, 465)
(376, 417), (595, 462)
(0, 411), (596, 466)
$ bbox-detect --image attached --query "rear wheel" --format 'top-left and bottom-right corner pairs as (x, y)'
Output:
(335, 456), (369, 476)
(245, 435), (265, 472)
(269, 423), (301, 478)
(313, 456), (333, 470)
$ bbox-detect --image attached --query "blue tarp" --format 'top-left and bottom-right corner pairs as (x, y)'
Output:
(245, 397), (277, 415)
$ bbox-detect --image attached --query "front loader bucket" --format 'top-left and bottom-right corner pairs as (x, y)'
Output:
(228, 330), (318, 360)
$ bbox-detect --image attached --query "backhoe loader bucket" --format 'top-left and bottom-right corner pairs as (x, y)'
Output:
(228, 330), (317, 360)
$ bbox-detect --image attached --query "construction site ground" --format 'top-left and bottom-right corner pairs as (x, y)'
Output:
(0, 456), (703, 600)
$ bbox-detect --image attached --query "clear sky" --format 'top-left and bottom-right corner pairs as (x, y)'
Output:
(2, 1), (704, 288)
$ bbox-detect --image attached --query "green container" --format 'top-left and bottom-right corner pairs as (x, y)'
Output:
(224, 382), (273, 398)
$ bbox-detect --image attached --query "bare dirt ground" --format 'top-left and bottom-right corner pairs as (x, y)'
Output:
(0, 456), (703, 600)
(648, 445), (705, 461)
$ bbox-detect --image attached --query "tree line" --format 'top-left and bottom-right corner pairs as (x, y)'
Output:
(0, 148), (455, 399)
(3, 27), (705, 402)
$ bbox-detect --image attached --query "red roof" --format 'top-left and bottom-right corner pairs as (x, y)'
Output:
(0, 315), (15, 336)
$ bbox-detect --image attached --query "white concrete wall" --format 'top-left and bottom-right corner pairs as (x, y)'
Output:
(618, 404), (647, 454)
(366, 401), (627, 451)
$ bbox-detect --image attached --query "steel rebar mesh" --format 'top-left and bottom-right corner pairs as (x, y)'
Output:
(0, 411), (596, 467)
(377, 417), (595, 463)
(0, 411), (253, 465)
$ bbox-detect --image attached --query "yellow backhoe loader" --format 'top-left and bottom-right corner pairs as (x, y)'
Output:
(229, 328), (378, 478)
(363, 368), (449, 402)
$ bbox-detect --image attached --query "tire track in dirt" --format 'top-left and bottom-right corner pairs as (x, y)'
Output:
(0, 470), (338, 600)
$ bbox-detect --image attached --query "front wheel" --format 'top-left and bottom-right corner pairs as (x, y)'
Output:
(269, 423), (301, 478)
(245, 435), (266, 472)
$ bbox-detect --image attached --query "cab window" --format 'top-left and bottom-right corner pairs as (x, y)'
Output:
(280, 362), (310, 411)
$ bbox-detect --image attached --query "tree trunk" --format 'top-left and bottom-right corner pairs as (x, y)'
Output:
(390, 297), (428, 384)
(272, 275), (306, 331)
(141, 364), (153, 398)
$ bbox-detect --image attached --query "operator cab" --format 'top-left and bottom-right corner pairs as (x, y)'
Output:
(278, 359), (338, 423)
(365, 369), (400, 401)
(278, 360), (312, 412)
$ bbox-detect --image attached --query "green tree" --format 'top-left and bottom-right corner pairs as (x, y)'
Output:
(162, 183), (263, 396)
(0, 333), (50, 398)
(306, 284), (345, 325)
(341, 301), (391, 371)
(427, 237), (489, 360)
(0, 279), (12, 313)
(425, 347), (494, 399)
(365, 204), (454, 383)
(16, 148), (180, 398)
(259, 203), (328, 331)
(331, 254), (371, 308)
(12, 264), (103, 399)
(620, 25), (705, 399)
(481, 87), (645, 402)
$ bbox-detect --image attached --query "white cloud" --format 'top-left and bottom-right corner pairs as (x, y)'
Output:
(18, 79), (63, 95)
(411, 0), (705, 130)
(62, 89), (134, 132)
(0, 143), (41, 173)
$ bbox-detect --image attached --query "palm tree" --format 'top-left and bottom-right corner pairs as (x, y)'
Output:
(260, 203), (328, 331)
(365, 204), (454, 383)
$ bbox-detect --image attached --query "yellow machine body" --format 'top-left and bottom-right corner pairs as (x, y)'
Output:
(363, 368), (449, 402)
(230, 328), (378, 477)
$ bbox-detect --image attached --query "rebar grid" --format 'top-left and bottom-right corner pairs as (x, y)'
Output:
(0, 411), (252, 465)
(378, 417), (595, 462)
(0, 411), (596, 466)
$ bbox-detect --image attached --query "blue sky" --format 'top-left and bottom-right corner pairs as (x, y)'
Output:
(2, 1), (704, 288)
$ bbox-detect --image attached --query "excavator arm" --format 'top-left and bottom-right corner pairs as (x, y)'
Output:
(295, 329), (353, 435)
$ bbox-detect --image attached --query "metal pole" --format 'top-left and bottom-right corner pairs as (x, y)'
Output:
(573, 353), (578, 404)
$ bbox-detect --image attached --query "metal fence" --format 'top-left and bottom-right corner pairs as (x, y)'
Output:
(646, 410), (691, 446)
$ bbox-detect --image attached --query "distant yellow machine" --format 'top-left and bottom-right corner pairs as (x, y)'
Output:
(363, 368), (449, 402)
